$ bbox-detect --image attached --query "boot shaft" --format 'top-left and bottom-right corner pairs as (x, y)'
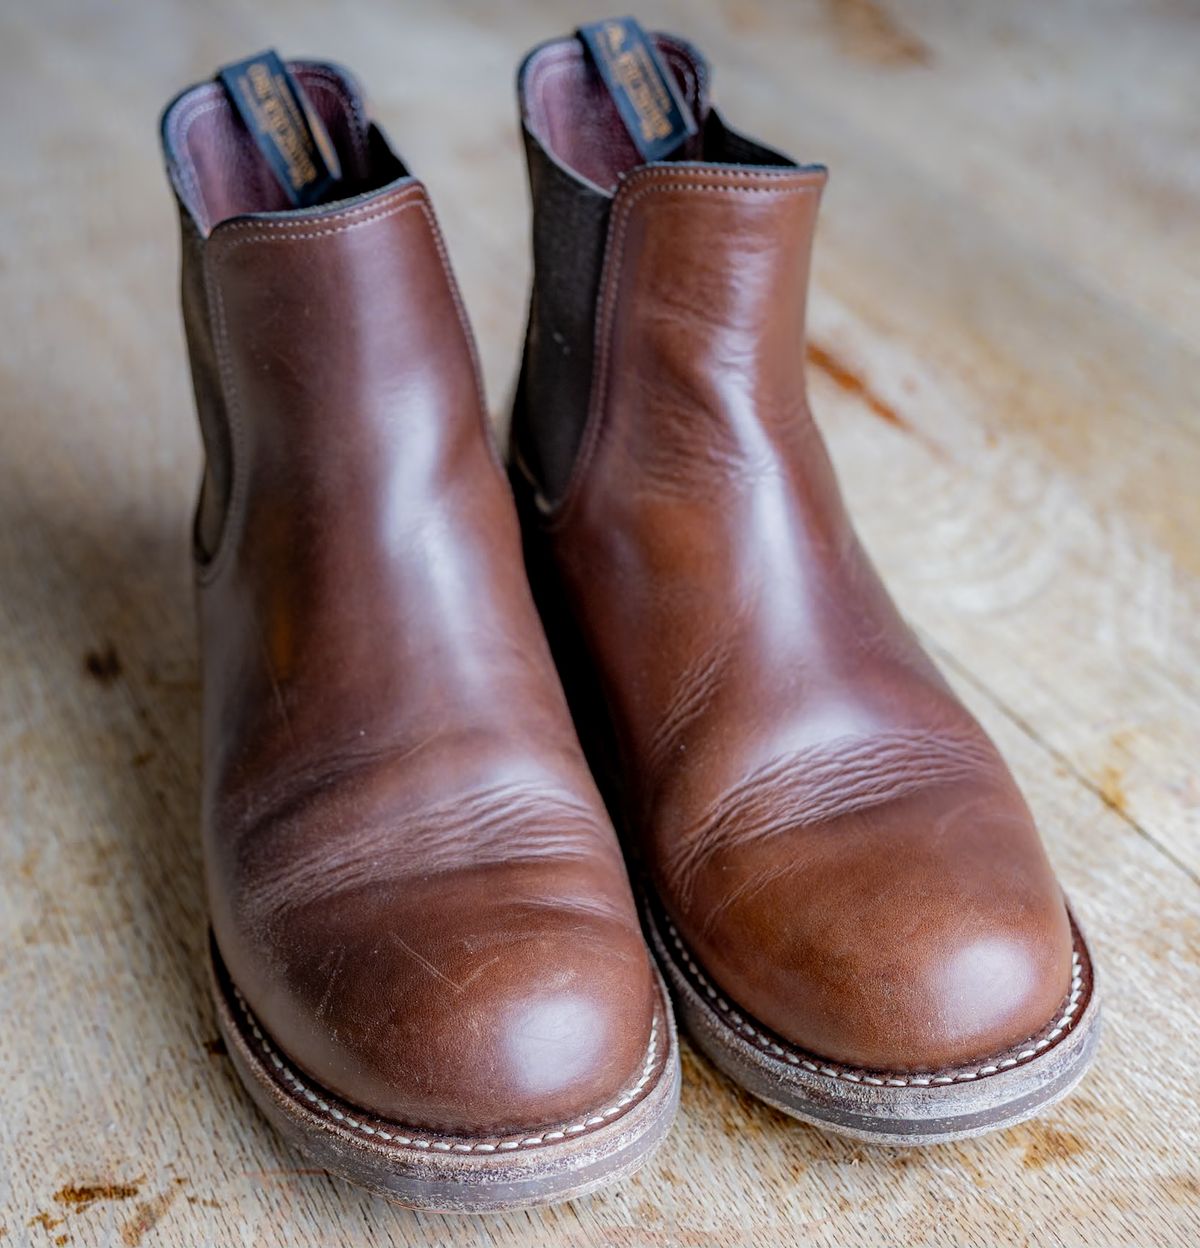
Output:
(161, 61), (488, 568)
(512, 31), (825, 506)
(509, 28), (943, 812)
(159, 62), (538, 801)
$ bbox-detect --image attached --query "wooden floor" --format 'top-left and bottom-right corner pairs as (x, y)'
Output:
(3, 1), (1198, 1244)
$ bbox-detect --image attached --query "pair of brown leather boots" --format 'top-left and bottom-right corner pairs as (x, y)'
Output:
(159, 26), (1098, 1213)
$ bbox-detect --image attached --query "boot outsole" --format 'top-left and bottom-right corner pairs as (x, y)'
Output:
(645, 898), (1100, 1146)
(210, 936), (681, 1212)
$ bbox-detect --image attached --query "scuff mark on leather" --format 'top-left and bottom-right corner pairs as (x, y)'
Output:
(388, 933), (465, 993)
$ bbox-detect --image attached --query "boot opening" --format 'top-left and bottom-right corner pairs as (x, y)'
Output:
(520, 33), (796, 193)
(161, 60), (404, 235)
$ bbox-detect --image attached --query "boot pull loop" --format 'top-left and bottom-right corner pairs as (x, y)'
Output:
(576, 18), (698, 163)
(216, 49), (342, 207)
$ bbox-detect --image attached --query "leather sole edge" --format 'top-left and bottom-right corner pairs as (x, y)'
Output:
(209, 938), (681, 1212)
(645, 899), (1100, 1146)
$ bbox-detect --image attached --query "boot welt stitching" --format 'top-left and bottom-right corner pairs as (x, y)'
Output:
(231, 985), (663, 1152)
(661, 916), (1085, 1087)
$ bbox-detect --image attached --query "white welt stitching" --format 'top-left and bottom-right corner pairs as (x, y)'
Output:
(663, 917), (1085, 1087)
(232, 987), (661, 1152)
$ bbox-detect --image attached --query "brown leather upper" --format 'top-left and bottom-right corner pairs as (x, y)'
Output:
(161, 63), (656, 1134)
(512, 36), (1074, 1073)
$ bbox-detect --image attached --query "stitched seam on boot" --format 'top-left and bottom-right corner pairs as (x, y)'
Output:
(231, 985), (665, 1152)
(662, 915), (1087, 1087)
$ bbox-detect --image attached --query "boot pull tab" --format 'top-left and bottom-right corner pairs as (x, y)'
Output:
(216, 49), (342, 207)
(577, 17), (697, 162)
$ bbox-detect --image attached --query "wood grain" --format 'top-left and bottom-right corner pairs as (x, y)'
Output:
(1, 2), (1197, 1245)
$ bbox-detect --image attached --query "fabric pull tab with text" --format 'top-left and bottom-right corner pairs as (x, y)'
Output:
(577, 17), (697, 162)
(217, 50), (341, 207)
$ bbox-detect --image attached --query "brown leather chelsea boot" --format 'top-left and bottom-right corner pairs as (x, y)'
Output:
(159, 53), (678, 1210)
(509, 22), (1099, 1144)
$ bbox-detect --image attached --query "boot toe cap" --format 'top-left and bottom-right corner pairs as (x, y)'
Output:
(219, 877), (659, 1137)
(672, 777), (1075, 1073)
